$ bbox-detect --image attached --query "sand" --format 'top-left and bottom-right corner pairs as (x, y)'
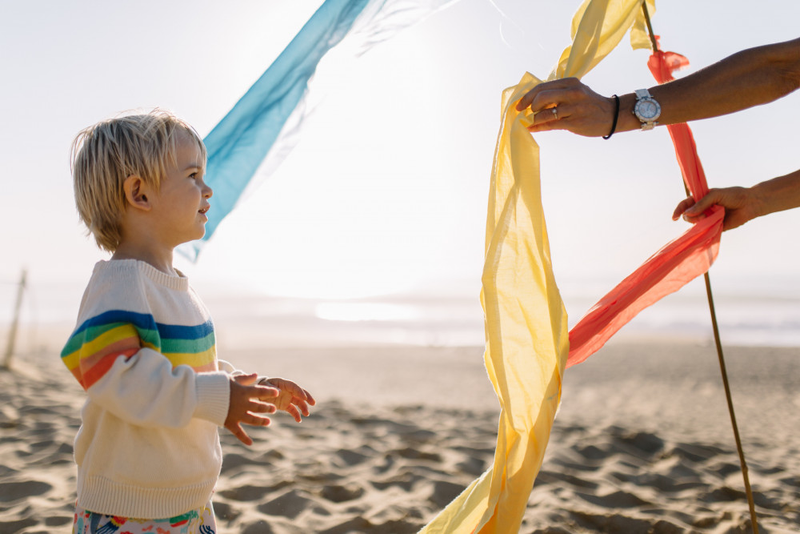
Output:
(0, 341), (798, 533)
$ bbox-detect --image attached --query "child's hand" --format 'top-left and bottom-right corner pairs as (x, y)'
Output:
(225, 373), (279, 446)
(259, 377), (316, 423)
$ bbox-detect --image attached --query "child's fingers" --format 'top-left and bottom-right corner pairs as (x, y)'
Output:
(284, 404), (302, 423)
(233, 372), (259, 386)
(254, 385), (280, 399)
(259, 379), (315, 417)
(241, 412), (272, 427)
(292, 398), (311, 416)
(249, 400), (277, 414)
(226, 422), (254, 446)
(285, 383), (316, 406)
(269, 379), (303, 396)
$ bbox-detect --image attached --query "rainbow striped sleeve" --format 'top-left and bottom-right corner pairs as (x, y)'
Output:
(61, 310), (217, 390)
(61, 310), (158, 390)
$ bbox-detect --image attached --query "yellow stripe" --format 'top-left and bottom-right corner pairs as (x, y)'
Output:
(62, 324), (139, 371)
(62, 349), (81, 371)
(163, 346), (216, 370)
(82, 325), (139, 358)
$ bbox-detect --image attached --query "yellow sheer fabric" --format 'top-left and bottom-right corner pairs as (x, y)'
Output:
(419, 1), (655, 532)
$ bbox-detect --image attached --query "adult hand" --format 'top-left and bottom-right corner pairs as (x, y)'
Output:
(672, 187), (758, 231)
(515, 77), (617, 137)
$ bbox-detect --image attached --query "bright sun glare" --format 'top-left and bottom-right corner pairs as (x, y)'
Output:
(201, 30), (465, 301)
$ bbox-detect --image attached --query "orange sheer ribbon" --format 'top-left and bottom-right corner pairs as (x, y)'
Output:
(567, 49), (725, 367)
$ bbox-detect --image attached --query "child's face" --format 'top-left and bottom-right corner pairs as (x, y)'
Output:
(149, 130), (212, 248)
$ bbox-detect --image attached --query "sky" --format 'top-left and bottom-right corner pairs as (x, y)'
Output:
(1, 0), (799, 327)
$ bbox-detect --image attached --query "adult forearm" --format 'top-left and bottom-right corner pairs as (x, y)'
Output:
(751, 169), (800, 219)
(614, 38), (800, 133)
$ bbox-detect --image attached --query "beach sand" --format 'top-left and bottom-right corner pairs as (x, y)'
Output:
(0, 341), (798, 533)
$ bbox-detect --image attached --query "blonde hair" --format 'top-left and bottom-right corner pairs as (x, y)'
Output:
(70, 109), (207, 252)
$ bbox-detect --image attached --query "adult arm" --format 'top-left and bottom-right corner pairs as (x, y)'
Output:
(516, 38), (800, 136)
(673, 169), (800, 231)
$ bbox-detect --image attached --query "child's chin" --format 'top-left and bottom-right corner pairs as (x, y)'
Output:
(184, 230), (206, 244)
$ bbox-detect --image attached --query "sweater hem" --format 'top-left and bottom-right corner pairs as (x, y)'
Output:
(77, 473), (216, 519)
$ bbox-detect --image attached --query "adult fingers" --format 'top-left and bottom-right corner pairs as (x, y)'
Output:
(672, 196), (696, 220)
(683, 191), (720, 216)
(515, 85), (545, 111)
(530, 105), (562, 128)
(515, 78), (580, 111)
(527, 118), (567, 134)
(677, 190), (731, 225)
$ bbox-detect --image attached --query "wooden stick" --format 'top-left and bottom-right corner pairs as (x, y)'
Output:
(641, 1), (659, 52)
(2, 269), (27, 370)
(640, 3), (759, 532)
(703, 272), (759, 532)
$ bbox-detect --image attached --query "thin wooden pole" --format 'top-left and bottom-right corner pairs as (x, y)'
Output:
(640, 4), (759, 532)
(703, 273), (759, 532)
(2, 269), (27, 369)
(641, 1), (659, 52)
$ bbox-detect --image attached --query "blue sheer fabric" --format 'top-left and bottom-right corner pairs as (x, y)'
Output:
(183, 0), (456, 260)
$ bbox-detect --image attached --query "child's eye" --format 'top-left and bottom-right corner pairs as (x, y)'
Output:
(189, 172), (198, 179)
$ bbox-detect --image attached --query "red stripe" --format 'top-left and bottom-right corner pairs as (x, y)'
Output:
(81, 348), (139, 390)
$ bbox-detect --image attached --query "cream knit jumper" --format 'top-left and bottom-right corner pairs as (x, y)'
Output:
(61, 260), (232, 518)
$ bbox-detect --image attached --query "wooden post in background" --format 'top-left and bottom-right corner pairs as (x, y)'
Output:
(2, 269), (27, 369)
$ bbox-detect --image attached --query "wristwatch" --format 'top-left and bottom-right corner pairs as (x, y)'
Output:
(634, 88), (661, 130)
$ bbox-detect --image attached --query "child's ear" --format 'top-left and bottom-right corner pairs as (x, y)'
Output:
(123, 175), (152, 211)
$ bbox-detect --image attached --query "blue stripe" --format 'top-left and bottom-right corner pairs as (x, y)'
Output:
(73, 310), (213, 341)
(73, 310), (157, 337)
(157, 319), (215, 340)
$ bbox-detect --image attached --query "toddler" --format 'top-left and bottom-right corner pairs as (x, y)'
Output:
(61, 110), (315, 533)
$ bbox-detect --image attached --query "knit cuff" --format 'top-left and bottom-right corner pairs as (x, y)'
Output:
(194, 372), (230, 426)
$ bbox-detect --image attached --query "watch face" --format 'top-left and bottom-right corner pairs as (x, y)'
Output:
(636, 98), (661, 121)
(639, 101), (658, 119)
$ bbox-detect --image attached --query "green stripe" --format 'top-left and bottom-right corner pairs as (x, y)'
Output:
(160, 331), (216, 354)
(61, 323), (160, 358)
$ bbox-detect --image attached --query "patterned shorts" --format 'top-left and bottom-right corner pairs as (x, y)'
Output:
(72, 501), (216, 534)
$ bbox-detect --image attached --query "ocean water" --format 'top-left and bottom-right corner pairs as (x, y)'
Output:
(2, 275), (799, 351)
(209, 278), (800, 349)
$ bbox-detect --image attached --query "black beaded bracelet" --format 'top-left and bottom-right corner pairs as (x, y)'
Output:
(603, 94), (620, 140)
